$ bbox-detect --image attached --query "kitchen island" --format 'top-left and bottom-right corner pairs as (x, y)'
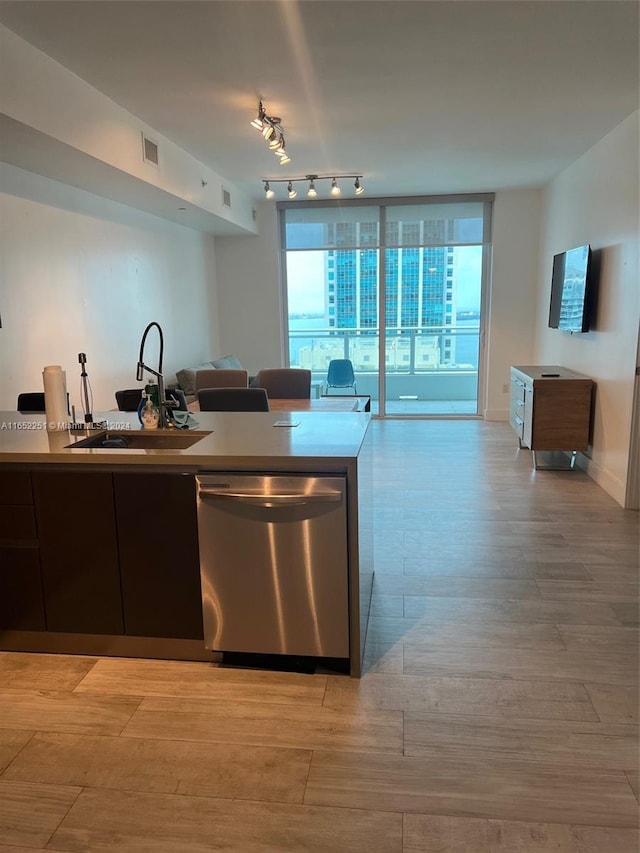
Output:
(0, 410), (373, 677)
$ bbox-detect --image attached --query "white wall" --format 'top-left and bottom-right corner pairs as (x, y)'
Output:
(535, 112), (639, 506)
(1, 24), (256, 235)
(214, 201), (284, 376)
(0, 164), (220, 412)
(484, 189), (541, 420)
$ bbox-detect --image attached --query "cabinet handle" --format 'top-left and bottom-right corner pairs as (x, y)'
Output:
(198, 488), (342, 506)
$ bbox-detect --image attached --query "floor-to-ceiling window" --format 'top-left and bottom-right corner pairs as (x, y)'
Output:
(280, 194), (493, 416)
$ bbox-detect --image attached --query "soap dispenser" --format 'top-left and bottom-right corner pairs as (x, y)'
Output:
(140, 382), (160, 430)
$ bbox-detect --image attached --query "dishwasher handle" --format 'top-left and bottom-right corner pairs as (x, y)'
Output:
(198, 487), (342, 508)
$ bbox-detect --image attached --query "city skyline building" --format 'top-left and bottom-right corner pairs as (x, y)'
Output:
(326, 219), (460, 365)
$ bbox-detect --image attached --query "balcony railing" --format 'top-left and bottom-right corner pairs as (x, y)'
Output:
(288, 322), (480, 409)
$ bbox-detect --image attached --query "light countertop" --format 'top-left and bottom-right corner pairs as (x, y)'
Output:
(0, 411), (371, 470)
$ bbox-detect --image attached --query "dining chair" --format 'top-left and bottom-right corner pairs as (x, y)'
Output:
(197, 387), (270, 412)
(165, 388), (188, 411)
(195, 368), (248, 392)
(326, 359), (357, 394)
(251, 368), (311, 399)
(17, 392), (46, 413)
(17, 392), (70, 414)
(116, 388), (188, 413)
(115, 389), (143, 411)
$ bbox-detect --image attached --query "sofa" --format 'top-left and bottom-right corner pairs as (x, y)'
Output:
(175, 355), (251, 401)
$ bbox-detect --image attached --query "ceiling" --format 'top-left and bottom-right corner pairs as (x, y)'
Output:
(0, 0), (638, 203)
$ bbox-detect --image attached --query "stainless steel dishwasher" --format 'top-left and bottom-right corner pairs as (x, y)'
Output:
(196, 473), (349, 658)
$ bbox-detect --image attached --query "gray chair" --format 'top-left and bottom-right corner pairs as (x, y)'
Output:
(194, 369), (248, 392)
(197, 387), (270, 412)
(251, 368), (311, 399)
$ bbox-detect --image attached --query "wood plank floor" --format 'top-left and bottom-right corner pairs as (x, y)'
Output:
(0, 420), (638, 851)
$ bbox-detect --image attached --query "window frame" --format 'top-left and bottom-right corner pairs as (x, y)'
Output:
(278, 192), (494, 417)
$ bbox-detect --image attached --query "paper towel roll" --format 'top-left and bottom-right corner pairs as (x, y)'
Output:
(42, 365), (68, 430)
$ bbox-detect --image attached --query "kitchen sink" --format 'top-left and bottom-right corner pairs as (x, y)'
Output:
(66, 430), (211, 450)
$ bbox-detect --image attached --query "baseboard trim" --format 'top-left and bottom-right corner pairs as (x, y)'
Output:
(484, 408), (509, 422)
(575, 454), (627, 508)
(0, 631), (217, 662)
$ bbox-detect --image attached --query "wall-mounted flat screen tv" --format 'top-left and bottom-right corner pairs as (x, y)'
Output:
(548, 244), (593, 333)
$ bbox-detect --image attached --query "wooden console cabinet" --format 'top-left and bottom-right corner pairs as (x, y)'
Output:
(510, 365), (593, 466)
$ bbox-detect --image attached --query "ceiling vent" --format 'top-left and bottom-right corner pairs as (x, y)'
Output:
(222, 188), (232, 208)
(141, 133), (159, 166)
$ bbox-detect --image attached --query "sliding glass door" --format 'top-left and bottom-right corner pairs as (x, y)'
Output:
(280, 195), (492, 416)
(382, 201), (488, 414)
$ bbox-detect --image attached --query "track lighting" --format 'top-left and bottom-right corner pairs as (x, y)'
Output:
(250, 101), (265, 130)
(276, 135), (290, 164)
(259, 174), (365, 200)
(251, 100), (291, 163)
(264, 181), (275, 200)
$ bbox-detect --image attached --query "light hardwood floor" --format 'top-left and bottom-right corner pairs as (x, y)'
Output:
(0, 420), (638, 852)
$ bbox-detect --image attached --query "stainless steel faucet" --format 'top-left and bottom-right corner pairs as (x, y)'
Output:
(136, 321), (177, 428)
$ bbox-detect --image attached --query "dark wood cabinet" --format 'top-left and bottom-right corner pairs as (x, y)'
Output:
(114, 472), (203, 640)
(0, 504), (37, 540)
(0, 471), (34, 504)
(510, 366), (593, 469)
(0, 548), (45, 630)
(2, 467), (203, 642)
(32, 471), (124, 634)
(0, 471), (45, 630)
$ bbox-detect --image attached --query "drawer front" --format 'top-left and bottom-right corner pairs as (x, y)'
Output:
(509, 377), (526, 438)
(0, 505), (37, 541)
(509, 408), (525, 439)
(510, 376), (526, 404)
(0, 547), (45, 630)
(0, 471), (33, 505)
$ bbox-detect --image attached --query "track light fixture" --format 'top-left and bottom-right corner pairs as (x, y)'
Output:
(250, 100), (291, 164)
(259, 174), (365, 200)
(250, 103), (265, 130)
